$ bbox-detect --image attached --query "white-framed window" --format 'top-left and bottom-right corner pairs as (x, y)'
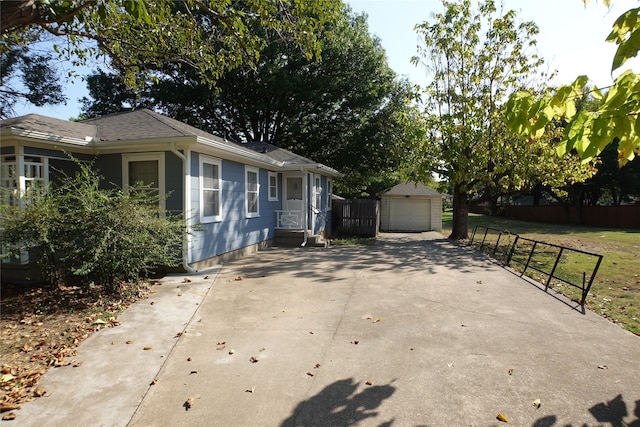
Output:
(326, 179), (332, 210)
(268, 172), (278, 201)
(200, 156), (221, 222)
(122, 153), (165, 211)
(313, 175), (321, 211)
(245, 166), (259, 217)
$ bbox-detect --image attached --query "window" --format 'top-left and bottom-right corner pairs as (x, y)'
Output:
(326, 179), (332, 210)
(313, 175), (321, 211)
(200, 156), (221, 222)
(245, 166), (259, 217)
(268, 172), (278, 201)
(0, 155), (47, 206)
(122, 153), (165, 211)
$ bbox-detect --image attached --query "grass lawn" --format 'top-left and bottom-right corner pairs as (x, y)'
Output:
(442, 212), (640, 336)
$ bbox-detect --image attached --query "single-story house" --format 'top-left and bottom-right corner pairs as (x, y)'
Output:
(379, 182), (442, 232)
(0, 109), (341, 280)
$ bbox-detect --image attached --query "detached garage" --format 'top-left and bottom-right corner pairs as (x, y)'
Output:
(380, 182), (442, 232)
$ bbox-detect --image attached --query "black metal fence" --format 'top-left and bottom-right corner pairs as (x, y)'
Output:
(469, 226), (603, 306)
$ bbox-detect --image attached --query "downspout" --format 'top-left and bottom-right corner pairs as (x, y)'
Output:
(170, 143), (197, 273)
(301, 168), (308, 247)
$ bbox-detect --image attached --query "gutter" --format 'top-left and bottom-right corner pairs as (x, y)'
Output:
(170, 143), (197, 273)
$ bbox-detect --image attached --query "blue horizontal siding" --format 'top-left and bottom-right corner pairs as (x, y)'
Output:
(189, 153), (281, 263)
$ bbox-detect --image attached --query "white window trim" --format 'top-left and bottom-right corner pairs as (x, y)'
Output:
(122, 152), (165, 212)
(268, 171), (278, 201)
(199, 155), (222, 223)
(313, 175), (321, 211)
(326, 179), (332, 210)
(245, 166), (260, 218)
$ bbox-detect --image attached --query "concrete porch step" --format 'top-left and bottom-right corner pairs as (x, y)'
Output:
(274, 230), (328, 247)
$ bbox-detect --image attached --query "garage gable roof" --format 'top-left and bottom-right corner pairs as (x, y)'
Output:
(382, 181), (441, 197)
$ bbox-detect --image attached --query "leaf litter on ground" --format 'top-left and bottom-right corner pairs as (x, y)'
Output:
(0, 281), (152, 416)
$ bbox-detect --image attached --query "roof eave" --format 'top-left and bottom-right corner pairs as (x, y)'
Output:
(2, 127), (93, 147)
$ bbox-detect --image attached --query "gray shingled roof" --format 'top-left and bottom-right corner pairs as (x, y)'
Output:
(240, 142), (316, 165)
(1, 113), (97, 140)
(382, 182), (442, 197)
(2, 109), (341, 175)
(82, 109), (224, 142)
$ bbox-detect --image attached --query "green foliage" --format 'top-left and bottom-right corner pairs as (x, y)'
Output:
(0, 159), (184, 292)
(505, 4), (640, 165)
(606, 7), (640, 72)
(0, 33), (66, 118)
(584, 139), (640, 205)
(505, 71), (640, 166)
(1, 0), (341, 97)
(80, 6), (422, 198)
(411, 0), (592, 239)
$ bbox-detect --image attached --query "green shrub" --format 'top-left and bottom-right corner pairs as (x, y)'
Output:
(1, 159), (184, 292)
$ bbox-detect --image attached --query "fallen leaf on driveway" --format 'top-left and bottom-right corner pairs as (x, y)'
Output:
(598, 365), (608, 370)
(508, 369), (513, 375)
(306, 372), (314, 377)
(496, 413), (509, 423)
(246, 386), (256, 393)
(143, 346), (152, 351)
(2, 413), (16, 421)
(366, 380), (373, 385)
(229, 349), (235, 355)
(314, 363), (321, 368)
(351, 340), (359, 345)
(532, 399), (541, 408)
(234, 276), (243, 281)
(373, 318), (381, 323)
(183, 396), (199, 410)
(150, 378), (158, 385)
(183, 278), (192, 283)
(249, 356), (259, 363)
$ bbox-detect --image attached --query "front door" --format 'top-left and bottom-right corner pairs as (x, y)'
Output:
(284, 176), (303, 212)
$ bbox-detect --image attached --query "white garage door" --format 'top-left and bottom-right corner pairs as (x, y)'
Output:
(389, 198), (431, 231)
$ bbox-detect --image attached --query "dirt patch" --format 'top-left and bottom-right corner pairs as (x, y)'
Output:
(0, 282), (150, 416)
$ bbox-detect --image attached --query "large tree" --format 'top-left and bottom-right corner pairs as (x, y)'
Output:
(80, 7), (421, 197)
(412, 0), (595, 239)
(0, 31), (66, 117)
(1, 0), (341, 114)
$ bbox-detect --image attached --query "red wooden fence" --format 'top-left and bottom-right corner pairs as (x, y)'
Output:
(504, 205), (640, 228)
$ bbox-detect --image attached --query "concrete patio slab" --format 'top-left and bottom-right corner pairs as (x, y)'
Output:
(12, 233), (640, 426)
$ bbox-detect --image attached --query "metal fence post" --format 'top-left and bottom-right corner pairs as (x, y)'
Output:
(506, 235), (519, 266)
(545, 247), (564, 291)
(523, 241), (537, 276)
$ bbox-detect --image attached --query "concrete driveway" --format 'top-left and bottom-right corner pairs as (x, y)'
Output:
(14, 233), (640, 426)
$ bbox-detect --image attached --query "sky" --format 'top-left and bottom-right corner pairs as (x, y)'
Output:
(10, 0), (639, 120)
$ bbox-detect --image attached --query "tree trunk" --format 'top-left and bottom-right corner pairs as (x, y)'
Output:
(449, 186), (469, 240)
(1, 1), (37, 34)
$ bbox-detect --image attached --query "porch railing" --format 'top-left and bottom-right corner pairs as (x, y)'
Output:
(275, 210), (304, 229)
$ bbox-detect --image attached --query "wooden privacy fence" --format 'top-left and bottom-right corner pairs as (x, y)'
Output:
(505, 205), (640, 228)
(331, 199), (379, 237)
